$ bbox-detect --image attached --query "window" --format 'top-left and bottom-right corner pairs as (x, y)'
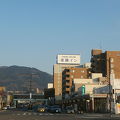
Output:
(66, 86), (70, 88)
(66, 69), (70, 72)
(117, 53), (120, 56)
(81, 76), (83, 78)
(71, 75), (74, 78)
(66, 75), (70, 78)
(81, 70), (85, 73)
(111, 69), (114, 74)
(66, 80), (70, 83)
(110, 58), (114, 63)
(110, 64), (114, 68)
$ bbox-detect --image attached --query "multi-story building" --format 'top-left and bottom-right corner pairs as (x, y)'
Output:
(0, 87), (6, 110)
(53, 54), (80, 102)
(91, 49), (120, 81)
(62, 67), (91, 99)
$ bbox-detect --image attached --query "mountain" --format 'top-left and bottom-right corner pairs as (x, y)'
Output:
(0, 65), (53, 91)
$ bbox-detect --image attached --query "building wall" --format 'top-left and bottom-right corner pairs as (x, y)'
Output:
(78, 84), (106, 95)
(53, 64), (79, 100)
(91, 49), (120, 81)
(73, 79), (93, 92)
(62, 67), (91, 98)
(105, 51), (120, 79)
(0, 87), (6, 92)
(91, 49), (106, 76)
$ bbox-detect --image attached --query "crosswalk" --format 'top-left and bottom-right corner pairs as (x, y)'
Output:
(12, 112), (59, 116)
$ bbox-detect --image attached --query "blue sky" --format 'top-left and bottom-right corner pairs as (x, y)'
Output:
(0, 0), (120, 74)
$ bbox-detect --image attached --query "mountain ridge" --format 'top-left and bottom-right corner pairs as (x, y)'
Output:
(0, 65), (53, 91)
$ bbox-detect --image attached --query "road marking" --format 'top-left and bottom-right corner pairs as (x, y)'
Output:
(15, 113), (57, 116)
(49, 113), (53, 115)
(39, 113), (43, 115)
(23, 113), (26, 115)
(28, 113), (32, 115)
(33, 113), (37, 115)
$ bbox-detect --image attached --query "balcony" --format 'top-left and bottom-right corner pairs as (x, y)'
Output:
(66, 82), (70, 86)
(65, 72), (70, 75)
(65, 77), (70, 80)
(66, 88), (70, 92)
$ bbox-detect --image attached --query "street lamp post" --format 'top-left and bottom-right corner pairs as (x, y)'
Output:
(29, 71), (34, 110)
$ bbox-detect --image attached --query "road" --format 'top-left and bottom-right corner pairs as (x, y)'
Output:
(0, 109), (120, 120)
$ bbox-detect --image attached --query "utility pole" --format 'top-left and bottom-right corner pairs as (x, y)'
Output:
(29, 70), (33, 110)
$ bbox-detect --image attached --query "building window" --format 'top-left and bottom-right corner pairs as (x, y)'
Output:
(81, 76), (83, 78)
(111, 69), (114, 74)
(110, 58), (114, 63)
(66, 69), (70, 72)
(110, 64), (114, 68)
(66, 80), (70, 83)
(66, 75), (70, 78)
(66, 86), (69, 88)
(81, 70), (85, 73)
(117, 53), (120, 56)
(71, 70), (75, 73)
(71, 75), (74, 78)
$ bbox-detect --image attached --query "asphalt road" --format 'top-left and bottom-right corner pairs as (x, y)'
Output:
(0, 109), (120, 120)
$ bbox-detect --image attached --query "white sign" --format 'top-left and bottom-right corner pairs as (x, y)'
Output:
(48, 83), (53, 89)
(113, 79), (120, 89)
(57, 55), (80, 64)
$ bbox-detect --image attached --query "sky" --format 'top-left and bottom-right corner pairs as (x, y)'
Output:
(0, 0), (120, 74)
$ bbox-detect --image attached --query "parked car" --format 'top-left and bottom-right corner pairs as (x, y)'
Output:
(37, 105), (46, 112)
(2, 106), (8, 110)
(48, 105), (61, 113)
(65, 106), (74, 113)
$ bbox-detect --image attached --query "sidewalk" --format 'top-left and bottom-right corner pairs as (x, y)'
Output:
(76, 113), (120, 119)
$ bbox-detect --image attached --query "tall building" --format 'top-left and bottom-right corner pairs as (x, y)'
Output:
(91, 49), (120, 81)
(53, 54), (80, 102)
(62, 67), (91, 99)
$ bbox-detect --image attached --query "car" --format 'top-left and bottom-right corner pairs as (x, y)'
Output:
(2, 107), (8, 110)
(37, 105), (46, 112)
(48, 105), (61, 113)
(65, 106), (74, 114)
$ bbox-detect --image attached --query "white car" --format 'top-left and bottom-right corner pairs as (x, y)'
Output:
(2, 107), (8, 110)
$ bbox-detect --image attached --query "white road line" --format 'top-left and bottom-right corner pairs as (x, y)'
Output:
(33, 113), (37, 115)
(49, 113), (53, 115)
(15, 113), (55, 116)
(39, 113), (42, 115)
(23, 113), (26, 115)
(28, 113), (32, 115)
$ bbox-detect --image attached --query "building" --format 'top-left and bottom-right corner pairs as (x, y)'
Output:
(62, 72), (109, 113)
(91, 49), (120, 81)
(0, 87), (6, 110)
(83, 63), (91, 68)
(62, 67), (91, 99)
(53, 54), (80, 102)
(0, 87), (6, 92)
